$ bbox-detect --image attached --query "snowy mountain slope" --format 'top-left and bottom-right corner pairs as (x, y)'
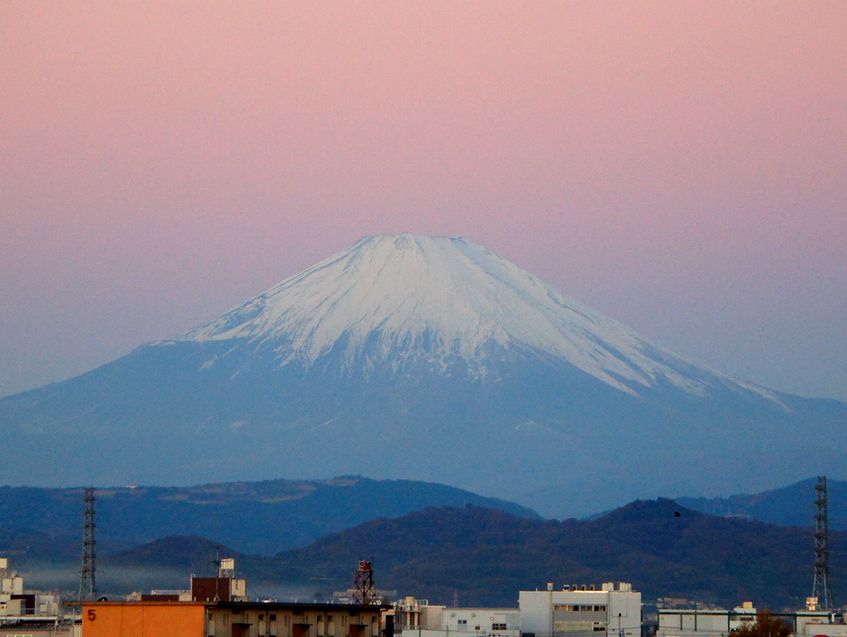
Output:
(1, 234), (844, 516)
(178, 234), (775, 399)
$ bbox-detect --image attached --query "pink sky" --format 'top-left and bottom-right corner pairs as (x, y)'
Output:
(1, 1), (846, 399)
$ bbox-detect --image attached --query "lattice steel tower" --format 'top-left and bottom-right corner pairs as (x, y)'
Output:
(812, 476), (831, 609)
(78, 487), (96, 601)
(352, 560), (376, 604)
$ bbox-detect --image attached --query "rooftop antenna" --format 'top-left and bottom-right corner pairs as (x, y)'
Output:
(211, 545), (222, 576)
(812, 476), (832, 609)
(210, 545), (224, 602)
(78, 487), (96, 601)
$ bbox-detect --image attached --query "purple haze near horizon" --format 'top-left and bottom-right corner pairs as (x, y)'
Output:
(1, 2), (846, 401)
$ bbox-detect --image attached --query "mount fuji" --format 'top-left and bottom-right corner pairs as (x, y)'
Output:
(2, 234), (845, 516)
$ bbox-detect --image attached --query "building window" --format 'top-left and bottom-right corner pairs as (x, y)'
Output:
(458, 620), (468, 626)
(492, 624), (508, 630)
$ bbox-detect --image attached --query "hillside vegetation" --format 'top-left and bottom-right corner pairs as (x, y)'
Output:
(103, 500), (840, 609)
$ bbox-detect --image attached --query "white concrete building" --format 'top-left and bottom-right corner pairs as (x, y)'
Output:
(657, 605), (757, 637)
(795, 613), (847, 637)
(440, 607), (520, 637)
(0, 556), (64, 634)
(519, 582), (641, 637)
(397, 582), (640, 637)
(1, 556), (28, 617)
(396, 597), (520, 637)
(657, 604), (847, 637)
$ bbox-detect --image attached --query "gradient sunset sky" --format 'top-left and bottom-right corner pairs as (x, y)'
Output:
(2, 1), (845, 400)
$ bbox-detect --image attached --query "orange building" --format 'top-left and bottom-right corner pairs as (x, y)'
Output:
(81, 601), (206, 637)
(80, 600), (389, 637)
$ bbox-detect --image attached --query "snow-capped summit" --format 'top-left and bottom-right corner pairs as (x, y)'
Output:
(180, 233), (752, 397)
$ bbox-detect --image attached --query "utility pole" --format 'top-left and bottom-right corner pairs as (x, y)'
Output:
(78, 487), (96, 601)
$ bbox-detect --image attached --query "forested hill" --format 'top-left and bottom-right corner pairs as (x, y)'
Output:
(104, 500), (840, 609)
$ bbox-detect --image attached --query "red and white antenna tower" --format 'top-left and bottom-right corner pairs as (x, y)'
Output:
(352, 560), (376, 605)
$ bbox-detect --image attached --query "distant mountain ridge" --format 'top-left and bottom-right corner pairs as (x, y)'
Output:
(678, 477), (847, 529)
(2, 234), (845, 516)
(0, 476), (537, 555)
